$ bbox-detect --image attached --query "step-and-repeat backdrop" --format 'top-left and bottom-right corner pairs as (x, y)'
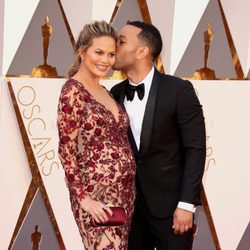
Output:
(1, 0), (250, 249)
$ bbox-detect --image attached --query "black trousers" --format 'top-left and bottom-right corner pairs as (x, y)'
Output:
(128, 194), (193, 250)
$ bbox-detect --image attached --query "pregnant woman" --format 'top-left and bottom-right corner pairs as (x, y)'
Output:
(57, 21), (136, 249)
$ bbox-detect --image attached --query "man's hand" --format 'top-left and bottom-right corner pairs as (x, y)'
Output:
(172, 207), (193, 234)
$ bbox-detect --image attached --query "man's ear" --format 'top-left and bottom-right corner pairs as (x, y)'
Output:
(137, 45), (150, 60)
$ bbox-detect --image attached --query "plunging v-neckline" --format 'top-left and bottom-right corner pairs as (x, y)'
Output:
(71, 79), (121, 124)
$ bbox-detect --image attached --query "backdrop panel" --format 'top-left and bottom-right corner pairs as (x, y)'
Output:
(221, 0), (250, 77)
(10, 77), (83, 250)
(0, 77), (32, 250)
(192, 80), (250, 250)
(175, 0), (236, 78)
(146, 0), (175, 74)
(7, 0), (73, 76)
(60, 0), (92, 41)
(171, 0), (209, 74)
(0, 0), (4, 74)
(12, 189), (60, 250)
(3, 0), (39, 74)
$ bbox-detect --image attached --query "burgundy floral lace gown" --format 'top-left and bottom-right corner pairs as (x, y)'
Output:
(57, 79), (136, 250)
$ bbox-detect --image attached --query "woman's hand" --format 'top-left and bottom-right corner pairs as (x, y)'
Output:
(81, 196), (113, 224)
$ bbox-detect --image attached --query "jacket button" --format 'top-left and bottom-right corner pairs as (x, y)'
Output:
(137, 160), (142, 165)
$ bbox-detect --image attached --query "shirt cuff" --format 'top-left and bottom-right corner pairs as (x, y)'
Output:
(177, 201), (196, 213)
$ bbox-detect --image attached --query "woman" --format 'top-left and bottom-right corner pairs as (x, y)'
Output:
(57, 21), (136, 249)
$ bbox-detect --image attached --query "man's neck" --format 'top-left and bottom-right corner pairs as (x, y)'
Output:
(127, 64), (153, 85)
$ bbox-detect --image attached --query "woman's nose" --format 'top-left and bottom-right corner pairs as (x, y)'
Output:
(100, 55), (108, 63)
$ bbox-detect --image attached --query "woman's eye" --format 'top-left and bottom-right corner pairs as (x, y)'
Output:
(96, 51), (102, 55)
(109, 53), (115, 57)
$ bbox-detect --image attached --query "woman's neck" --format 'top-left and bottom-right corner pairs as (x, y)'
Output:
(73, 65), (101, 89)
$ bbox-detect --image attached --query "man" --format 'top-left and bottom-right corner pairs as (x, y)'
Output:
(111, 21), (206, 250)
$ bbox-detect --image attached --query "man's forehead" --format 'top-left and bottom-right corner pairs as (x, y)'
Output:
(119, 24), (141, 36)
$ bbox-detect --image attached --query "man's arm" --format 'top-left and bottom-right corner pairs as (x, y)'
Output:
(173, 80), (206, 234)
(177, 80), (206, 204)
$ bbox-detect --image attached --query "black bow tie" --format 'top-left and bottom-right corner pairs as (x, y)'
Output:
(125, 83), (145, 101)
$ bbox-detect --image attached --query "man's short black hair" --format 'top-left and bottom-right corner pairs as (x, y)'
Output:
(127, 21), (162, 61)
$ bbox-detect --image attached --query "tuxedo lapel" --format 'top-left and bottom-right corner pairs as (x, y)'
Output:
(118, 80), (139, 157)
(139, 69), (161, 156)
(117, 81), (126, 108)
(128, 127), (139, 157)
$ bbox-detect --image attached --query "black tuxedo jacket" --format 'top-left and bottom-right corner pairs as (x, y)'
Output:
(111, 69), (206, 218)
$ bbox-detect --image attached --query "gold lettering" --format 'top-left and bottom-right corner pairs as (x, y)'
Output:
(38, 149), (55, 166)
(205, 158), (216, 171)
(23, 105), (41, 120)
(41, 162), (59, 176)
(205, 134), (216, 171)
(17, 86), (36, 106)
(206, 146), (213, 157)
(32, 137), (51, 155)
(28, 118), (46, 136)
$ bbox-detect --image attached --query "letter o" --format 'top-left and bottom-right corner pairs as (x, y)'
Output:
(17, 86), (36, 106)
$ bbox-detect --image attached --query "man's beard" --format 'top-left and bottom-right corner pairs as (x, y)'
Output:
(112, 61), (124, 71)
(112, 59), (132, 71)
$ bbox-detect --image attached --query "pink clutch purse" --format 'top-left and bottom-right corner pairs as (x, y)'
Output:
(91, 207), (127, 227)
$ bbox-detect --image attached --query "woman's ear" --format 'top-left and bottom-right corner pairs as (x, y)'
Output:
(78, 48), (85, 61)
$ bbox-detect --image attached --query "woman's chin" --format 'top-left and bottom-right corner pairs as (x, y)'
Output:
(95, 69), (109, 77)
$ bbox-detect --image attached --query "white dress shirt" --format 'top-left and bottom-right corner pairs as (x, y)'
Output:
(124, 67), (195, 213)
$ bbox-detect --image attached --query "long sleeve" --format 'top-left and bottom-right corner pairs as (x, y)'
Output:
(57, 81), (85, 201)
(177, 80), (206, 205)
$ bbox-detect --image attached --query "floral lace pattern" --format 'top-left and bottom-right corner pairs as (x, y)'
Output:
(57, 79), (136, 249)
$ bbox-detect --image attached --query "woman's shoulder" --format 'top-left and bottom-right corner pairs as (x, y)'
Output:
(62, 78), (83, 92)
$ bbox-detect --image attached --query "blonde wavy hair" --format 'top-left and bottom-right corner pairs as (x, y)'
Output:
(68, 21), (117, 78)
